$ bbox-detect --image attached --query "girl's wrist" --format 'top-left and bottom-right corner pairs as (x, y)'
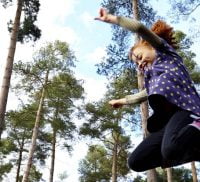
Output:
(119, 98), (127, 105)
(107, 14), (118, 24)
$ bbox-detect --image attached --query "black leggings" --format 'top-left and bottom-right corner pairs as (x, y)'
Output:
(128, 110), (200, 172)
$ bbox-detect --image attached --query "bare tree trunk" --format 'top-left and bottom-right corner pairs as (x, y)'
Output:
(132, 1), (157, 182)
(132, 0), (140, 22)
(111, 134), (118, 182)
(191, 161), (198, 182)
(166, 168), (173, 182)
(146, 169), (157, 182)
(16, 139), (25, 182)
(49, 128), (56, 182)
(22, 71), (49, 182)
(0, 0), (23, 139)
(49, 103), (60, 182)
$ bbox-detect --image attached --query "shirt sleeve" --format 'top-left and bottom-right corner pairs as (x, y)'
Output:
(117, 16), (163, 49)
(125, 89), (148, 104)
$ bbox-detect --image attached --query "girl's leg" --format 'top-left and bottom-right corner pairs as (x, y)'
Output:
(161, 110), (200, 163)
(128, 129), (164, 172)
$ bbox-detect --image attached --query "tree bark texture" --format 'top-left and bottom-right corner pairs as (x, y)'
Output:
(166, 168), (173, 182)
(16, 138), (25, 182)
(132, 1), (157, 182)
(49, 128), (56, 182)
(0, 0), (23, 139)
(111, 135), (118, 182)
(22, 71), (49, 182)
(191, 161), (198, 182)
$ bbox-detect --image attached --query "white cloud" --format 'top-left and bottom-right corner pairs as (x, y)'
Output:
(85, 47), (107, 64)
(76, 72), (107, 102)
(0, 1), (108, 181)
(38, 0), (78, 26)
(80, 11), (95, 28)
(14, 43), (35, 62)
(38, 25), (80, 46)
(0, 0), (80, 81)
(84, 77), (107, 102)
(55, 142), (88, 182)
(37, 0), (80, 46)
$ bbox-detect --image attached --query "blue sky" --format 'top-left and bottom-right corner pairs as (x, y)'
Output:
(0, 1), (111, 181)
(0, 0), (200, 181)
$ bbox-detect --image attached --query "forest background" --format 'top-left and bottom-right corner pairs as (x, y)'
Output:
(0, 0), (200, 181)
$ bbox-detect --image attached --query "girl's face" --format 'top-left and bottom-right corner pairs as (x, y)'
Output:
(131, 45), (156, 71)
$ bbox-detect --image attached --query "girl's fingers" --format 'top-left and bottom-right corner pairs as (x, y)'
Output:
(100, 8), (106, 16)
(100, 8), (104, 17)
(94, 17), (100, 20)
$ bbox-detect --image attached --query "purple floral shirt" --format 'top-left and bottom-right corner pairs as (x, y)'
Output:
(144, 40), (200, 116)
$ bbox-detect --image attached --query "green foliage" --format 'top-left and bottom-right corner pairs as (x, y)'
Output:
(13, 40), (76, 94)
(80, 73), (139, 139)
(0, 0), (12, 8)
(0, 163), (13, 181)
(190, 71), (200, 84)
(79, 141), (131, 182)
(0, 103), (50, 181)
(47, 73), (84, 112)
(174, 31), (200, 84)
(45, 72), (84, 152)
(1, 40), (83, 181)
(133, 175), (146, 182)
(172, 167), (193, 182)
(58, 171), (68, 181)
(0, 138), (17, 155)
(97, 0), (156, 78)
(1, 0), (41, 43)
(156, 167), (193, 182)
(80, 100), (125, 138)
(0, 133), (16, 179)
(169, 0), (200, 21)
(105, 135), (131, 176)
(17, 16), (41, 43)
(79, 74), (139, 181)
(130, 167), (193, 182)
(29, 165), (43, 182)
(79, 145), (112, 182)
(17, 165), (43, 182)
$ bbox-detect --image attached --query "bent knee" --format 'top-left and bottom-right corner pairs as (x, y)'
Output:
(162, 145), (178, 160)
(127, 155), (146, 172)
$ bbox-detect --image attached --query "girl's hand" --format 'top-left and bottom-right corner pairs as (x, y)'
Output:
(94, 8), (108, 22)
(108, 99), (126, 108)
(95, 8), (118, 24)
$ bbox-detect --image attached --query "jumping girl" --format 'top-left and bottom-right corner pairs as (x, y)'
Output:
(95, 8), (200, 171)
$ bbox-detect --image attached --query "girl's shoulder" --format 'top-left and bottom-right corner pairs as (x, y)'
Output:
(157, 39), (175, 52)
(156, 39), (181, 60)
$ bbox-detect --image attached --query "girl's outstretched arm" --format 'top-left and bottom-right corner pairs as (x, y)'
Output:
(95, 8), (163, 48)
(109, 89), (148, 109)
(94, 8), (118, 24)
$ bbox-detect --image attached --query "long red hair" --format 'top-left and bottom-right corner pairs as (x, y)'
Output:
(151, 20), (177, 49)
(129, 20), (178, 59)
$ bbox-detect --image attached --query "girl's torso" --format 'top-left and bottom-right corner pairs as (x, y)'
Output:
(144, 40), (200, 117)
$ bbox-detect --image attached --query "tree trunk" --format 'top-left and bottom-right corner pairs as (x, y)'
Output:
(191, 161), (198, 182)
(49, 128), (56, 182)
(111, 136), (118, 182)
(22, 71), (49, 182)
(0, 0), (23, 139)
(166, 168), (172, 182)
(49, 104), (60, 182)
(132, 1), (157, 182)
(16, 139), (25, 182)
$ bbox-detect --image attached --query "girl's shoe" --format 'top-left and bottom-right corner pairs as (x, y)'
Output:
(189, 121), (200, 131)
(189, 114), (200, 131)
